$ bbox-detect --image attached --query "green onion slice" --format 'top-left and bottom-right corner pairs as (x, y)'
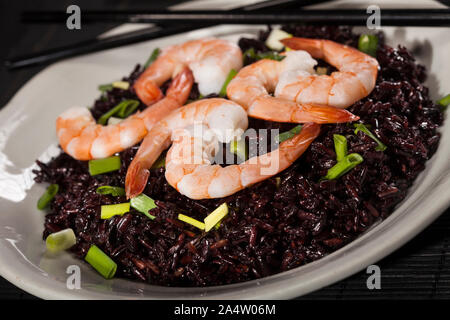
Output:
(243, 48), (285, 63)
(100, 203), (130, 219)
(333, 134), (348, 162)
(358, 34), (378, 57)
(204, 203), (228, 232)
(88, 156), (121, 176)
(321, 153), (364, 181)
(437, 94), (450, 109)
(275, 125), (303, 143)
(98, 99), (140, 125)
(112, 81), (129, 90)
(219, 69), (237, 97)
(37, 184), (59, 210)
(46, 228), (76, 253)
(143, 48), (161, 69)
(130, 194), (156, 220)
(96, 186), (125, 197)
(178, 214), (205, 230)
(98, 83), (113, 92)
(85, 245), (117, 279)
(230, 138), (248, 161)
(354, 123), (387, 151)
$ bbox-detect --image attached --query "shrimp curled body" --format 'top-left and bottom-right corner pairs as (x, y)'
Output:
(56, 68), (194, 160)
(278, 37), (379, 108)
(227, 50), (359, 124)
(134, 38), (243, 105)
(125, 98), (320, 200)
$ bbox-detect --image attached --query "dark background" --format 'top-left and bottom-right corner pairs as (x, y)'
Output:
(0, 0), (449, 300)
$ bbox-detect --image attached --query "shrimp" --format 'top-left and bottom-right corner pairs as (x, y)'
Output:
(134, 38), (243, 105)
(277, 37), (379, 108)
(226, 50), (359, 124)
(125, 98), (249, 199)
(164, 122), (320, 200)
(56, 68), (194, 160)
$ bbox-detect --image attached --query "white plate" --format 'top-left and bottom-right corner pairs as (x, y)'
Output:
(0, 24), (449, 300)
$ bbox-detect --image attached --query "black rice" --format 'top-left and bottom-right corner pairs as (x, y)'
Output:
(33, 25), (444, 286)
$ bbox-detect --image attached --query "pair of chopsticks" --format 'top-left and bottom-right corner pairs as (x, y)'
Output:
(6, 4), (450, 70)
(7, 0), (321, 70)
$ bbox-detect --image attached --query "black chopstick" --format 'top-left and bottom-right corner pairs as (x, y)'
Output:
(22, 9), (450, 26)
(7, 0), (318, 70)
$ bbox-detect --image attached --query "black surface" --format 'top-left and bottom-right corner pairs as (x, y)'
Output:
(1, 0), (449, 300)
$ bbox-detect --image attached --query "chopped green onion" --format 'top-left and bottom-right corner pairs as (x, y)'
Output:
(98, 99), (140, 125)
(321, 153), (364, 181)
(100, 203), (130, 219)
(143, 48), (161, 69)
(437, 94), (450, 109)
(37, 184), (59, 210)
(88, 156), (121, 176)
(204, 203), (228, 232)
(358, 34), (378, 57)
(112, 81), (129, 90)
(46, 228), (76, 253)
(275, 125), (303, 143)
(265, 29), (293, 51)
(333, 134), (348, 162)
(230, 138), (248, 161)
(178, 214), (205, 230)
(98, 83), (113, 92)
(96, 186), (125, 197)
(85, 245), (117, 279)
(219, 69), (237, 97)
(354, 123), (387, 151)
(151, 154), (166, 169)
(130, 194), (156, 220)
(243, 48), (285, 63)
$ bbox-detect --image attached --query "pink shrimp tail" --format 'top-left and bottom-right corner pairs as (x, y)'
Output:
(300, 104), (360, 123)
(280, 37), (325, 59)
(125, 160), (150, 199)
(166, 67), (195, 104)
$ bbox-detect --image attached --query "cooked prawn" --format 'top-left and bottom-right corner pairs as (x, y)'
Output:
(56, 68), (194, 160)
(165, 122), (320, 200)
(134, 38), (243, 105)
(277, 37), (379, 108)
(226, 50), (359, 124)
(125, 98), (248, 199)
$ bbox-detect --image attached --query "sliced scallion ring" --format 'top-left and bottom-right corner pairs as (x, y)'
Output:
(143, 48), (161, 69)
(333, 134), (348, 162)
(100, 203), (130, 219)
(97, 99), (140, 125)
(321, 153), (364, 181)
(358, 34), (378, 57)
(112, 81), (129, 90)
(88, 156), (121, 176)
(130, 194), (156, 220)
(437, 93), (450, 109)
(275, 125), (303, 143)
(204, 203), (228, 232)
(37, 184), (59, 210)
(178, 214), (205, 230)
(96, 186), (125, 197)
(46, 228), (76, 253)
(219, 69), (237, 97)
(354, 123), (387, 151)
(85, 245), (117, 279)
